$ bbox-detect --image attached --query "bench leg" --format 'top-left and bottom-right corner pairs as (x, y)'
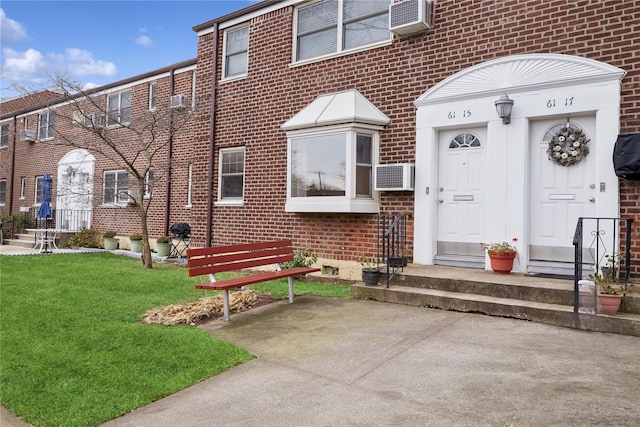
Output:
(222, 289), (230, 321)
(288, 277), (294, 304)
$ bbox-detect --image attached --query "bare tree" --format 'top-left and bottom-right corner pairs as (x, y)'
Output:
(36, 73), (198, 268)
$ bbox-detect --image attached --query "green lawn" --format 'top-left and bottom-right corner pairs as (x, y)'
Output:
(0, 252), (351, 427)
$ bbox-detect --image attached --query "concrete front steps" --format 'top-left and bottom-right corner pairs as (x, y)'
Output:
(351, 264), (640, 337)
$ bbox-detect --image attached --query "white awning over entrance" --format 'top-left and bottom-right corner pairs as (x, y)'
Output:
(282, 89), (390, 131)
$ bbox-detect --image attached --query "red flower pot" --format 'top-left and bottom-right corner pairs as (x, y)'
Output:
(489, 251), (516, 274)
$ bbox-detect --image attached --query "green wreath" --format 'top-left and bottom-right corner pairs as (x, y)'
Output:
(547, 125), (590, 167)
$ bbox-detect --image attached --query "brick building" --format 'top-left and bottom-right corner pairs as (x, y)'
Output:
(1, 0), (639, 277)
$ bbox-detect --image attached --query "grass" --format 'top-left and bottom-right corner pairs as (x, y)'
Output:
(0, 252), (351, 427)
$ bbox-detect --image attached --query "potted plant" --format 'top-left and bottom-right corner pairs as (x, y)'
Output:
(129, 233), (143, 253)
(481, 238), (518, 274)
(103, 230), (118, 250)
(360, 255), (381, 286)
(591, 251), (625, 315)
(156, 235), (171, 257)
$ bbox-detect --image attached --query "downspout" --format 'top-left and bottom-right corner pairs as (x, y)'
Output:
(9, 115), (18, 213)
(164, 68), (176, 235)
(206, 22), (219, 247)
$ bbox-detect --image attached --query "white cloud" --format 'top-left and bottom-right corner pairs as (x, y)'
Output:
(136, 35), (153, 47)
(0, 9), (29, 45)
(1, 46), (118, 92)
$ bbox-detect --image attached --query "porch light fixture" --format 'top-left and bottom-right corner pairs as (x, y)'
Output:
(494, 93), (514, 124)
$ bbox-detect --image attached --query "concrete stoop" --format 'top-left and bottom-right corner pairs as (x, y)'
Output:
(352, 271), (640, 337)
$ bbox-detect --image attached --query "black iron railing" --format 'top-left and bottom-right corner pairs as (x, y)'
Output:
(378, 214), (407, 288)
(572, 217), (633, 313)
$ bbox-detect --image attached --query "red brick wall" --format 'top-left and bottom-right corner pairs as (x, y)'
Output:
(191, 0), (640, 275)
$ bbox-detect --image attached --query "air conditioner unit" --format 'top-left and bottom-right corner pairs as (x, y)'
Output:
(375, 164), (415, 191)
(84, 114), (105, 128)
(389, 0), (432, 36)
(20, 129), (36, 142)
(170, 94), (186, 109)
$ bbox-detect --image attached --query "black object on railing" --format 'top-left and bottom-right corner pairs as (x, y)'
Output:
(572, 217), (633, 313)
(378, 214), (407, 288)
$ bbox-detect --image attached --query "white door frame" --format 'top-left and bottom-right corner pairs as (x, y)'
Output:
(413, 54), (625, 272)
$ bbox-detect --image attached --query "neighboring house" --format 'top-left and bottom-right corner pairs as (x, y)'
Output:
(0, 60), (197, 237)
(1, 0), (639, 278)
(188, 0), (640, 277)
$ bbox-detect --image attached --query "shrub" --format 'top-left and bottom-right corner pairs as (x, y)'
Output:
(156, 236), (170, 244)
(103, 230), (116, 238)
(281, 247), (318, 269)
(129, 233), (143, 241)
(66, 228), (102, 248)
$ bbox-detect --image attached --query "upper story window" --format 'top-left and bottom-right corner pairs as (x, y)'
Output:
(144, 169), (154, 198)
(20, 177), (26, 199)
(107, 90), (132, 126)
(295, 0), (390, 62)
(218, 147), (245, 204)
(1, 123), (9, 148)
(223, 25), (249, 79)
(149, 82), (157, 111)
(38, 111), (56, 140)
(103, 170), (129, 205)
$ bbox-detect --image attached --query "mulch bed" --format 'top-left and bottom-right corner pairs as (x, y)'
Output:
(141, 290), (278, 326)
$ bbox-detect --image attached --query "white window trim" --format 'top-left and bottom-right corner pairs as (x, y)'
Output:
(285, 124), (380, 213)
(19, 177), (26, 199)
(107, 90), (132, 127)
(38, 111), (55, 141)
(0, 123), (9, 148)
(186, 163), (193, 208)
(144, 169), (154, 199)
(34, 175), (43, 205)
(221, 24), (249, 81)
(291, 0), (393, 66)
(215, 147), (245, 206)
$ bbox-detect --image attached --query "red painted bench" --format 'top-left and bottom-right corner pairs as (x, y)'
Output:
(187, 239), (321, 321)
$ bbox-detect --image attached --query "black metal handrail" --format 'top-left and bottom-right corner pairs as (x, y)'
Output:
(377, 214), (407, 288)
(572, 217), (633, 313)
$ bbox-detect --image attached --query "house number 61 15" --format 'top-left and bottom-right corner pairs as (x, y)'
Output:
(448, 110), (472, 119)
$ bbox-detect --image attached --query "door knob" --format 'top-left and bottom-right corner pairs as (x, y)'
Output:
(589, 197), (595, 202)
(439, 199), (444, 203)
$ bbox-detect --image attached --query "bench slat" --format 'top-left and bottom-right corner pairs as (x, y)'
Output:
(195, 267), (320, 291)
(187, 239), (293, 258)
(187, 246), (293, 276)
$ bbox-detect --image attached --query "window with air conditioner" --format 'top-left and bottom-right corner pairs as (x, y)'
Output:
(107, 90), (131, 126)
(223, 25), (249, 79)
(294, 0), (391, 63)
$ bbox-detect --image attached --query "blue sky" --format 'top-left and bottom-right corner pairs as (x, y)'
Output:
(0, 0), (256, 100)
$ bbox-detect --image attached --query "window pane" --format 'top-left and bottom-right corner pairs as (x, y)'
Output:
(120, 91), (131, 123)
(343, 0), (389, 20)
(1, 124), (9, 147)
(116, 172), (129, 203)
(36, 177), (43, 203)
(291, 134), (346, 197)
(226, 26), (248, 54)
(0, 181), (6, 204)
(222, 175), (244, 198)
(344, 14), (389, 50)
(221, 149), (244, 199)
(356, 134), (372, 197)
(107, 94), (119, 126)
(298, 29), (337, 61)
(226, 52), (248, 77)
(298, 0), (338, 33)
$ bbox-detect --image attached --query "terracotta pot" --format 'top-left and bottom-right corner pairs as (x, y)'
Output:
(597, 293), (623, 315)
(489, 252), (516, 274)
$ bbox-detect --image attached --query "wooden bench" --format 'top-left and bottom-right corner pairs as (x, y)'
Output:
(187, 239), (321, 321)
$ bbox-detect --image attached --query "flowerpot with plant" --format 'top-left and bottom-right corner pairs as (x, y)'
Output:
(156, 236), (171, 257)
(481, 238), (518, 274)
(103, 231), (118, 250)
(591, 251), (625, 315)
(360, 255), (381, 286)
(129, 233), (143, 253)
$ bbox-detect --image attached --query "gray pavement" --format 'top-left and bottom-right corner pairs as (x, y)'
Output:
(92, 296), (640, 427)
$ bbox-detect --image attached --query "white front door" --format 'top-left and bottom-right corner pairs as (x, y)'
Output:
(436, 127), (487, 266)
(56, 150), (95, 230)
(529, 117), (597, 269)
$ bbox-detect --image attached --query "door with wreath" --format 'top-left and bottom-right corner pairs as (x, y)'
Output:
(529, 116), (597, 274)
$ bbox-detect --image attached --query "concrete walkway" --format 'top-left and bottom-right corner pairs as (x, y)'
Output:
(95, 296), (640, 427)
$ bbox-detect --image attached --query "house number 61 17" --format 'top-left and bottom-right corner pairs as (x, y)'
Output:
(448, 110), (472, 119)
(547, 97), (574, 108)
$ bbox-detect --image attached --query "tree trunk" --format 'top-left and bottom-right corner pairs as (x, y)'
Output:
(138, 177), (153, 268)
